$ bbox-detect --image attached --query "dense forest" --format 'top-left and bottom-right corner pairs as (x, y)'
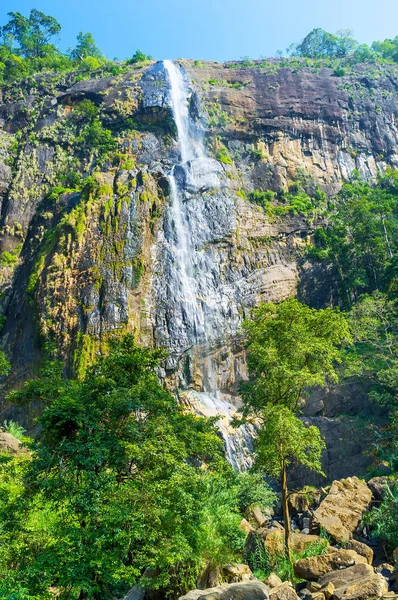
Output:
(0, 8), (398, 600)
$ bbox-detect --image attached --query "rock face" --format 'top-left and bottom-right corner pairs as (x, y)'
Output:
(312, 477), (372, 542)
(0, 58), (396, 478)
(179, 581), (269, 600)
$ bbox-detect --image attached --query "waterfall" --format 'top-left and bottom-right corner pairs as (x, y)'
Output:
(163, 60), (253, 471)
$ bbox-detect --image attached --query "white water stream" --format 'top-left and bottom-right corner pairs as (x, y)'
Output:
(164, 60), (253, 470)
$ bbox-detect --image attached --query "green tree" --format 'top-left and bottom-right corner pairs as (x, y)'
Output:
(0, 9), (61, 58)
(239, 299), (350, 558)
(125, 49), (152, 64)
(0, 351), (10, 376)
(255, 405), (325, 559)
(308, 171), (398, 307)
(294, 28), (358, 59)
(1, 336), (275, 599)
(70, 31), (103, 61)
(240, 298), (350, 415)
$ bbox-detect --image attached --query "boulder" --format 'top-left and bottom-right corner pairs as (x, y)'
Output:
(318, 563), (374, 590)
(0, 431), (21, 453)
(321, 582), (335, 599)
(178, 581), (269, 600)
(123, 585), (146, 600)
(339, 573), (388, 599)
(345, 540), (373, 565)
(294, 550), (368, 581)
(289, 490), (321, 516)
(374, 563), (394, 578)
(264, 574), (283, 589)
(269, 582), (299, 600)
(250, 506), (270, 527)
(221, 564), (254, 583)
(367, 477), (391, 502)
(312, 477), (372, 542)
(240, 518), (254, 534)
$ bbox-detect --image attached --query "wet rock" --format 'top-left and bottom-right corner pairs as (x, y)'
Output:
(312, 477), (372, 542)
(174, 158), (225, 194)
(178, 581), (269, 600)
(294, 549), (368, 581)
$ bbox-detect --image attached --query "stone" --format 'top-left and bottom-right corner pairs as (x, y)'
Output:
(345, 541), (373, 565)
(321, 582), (335, 600)
(264, 574), (283, 589)
(221, 564), (254, 583)
(0, 431), (21, 453)
(240, 519), (254, 534)
(375, 564), (394, 578)
(250, 506), (270, 527)
(289, 491), (321, 515)
(312, 477), (372, 542)
(318, 563), (374, 590)
(269, 582), (299, 600)
(367, 477), (391, 502)
(178, 581), (269, 600)
(307, 583), (322, 592)
(301, 529), (310, 535)
(339, 572), (388, 599)
(123, 585), (146, 600)
(294, 550), (368, 581)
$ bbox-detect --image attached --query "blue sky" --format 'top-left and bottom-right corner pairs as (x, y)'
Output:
(0, 0), (397, 63)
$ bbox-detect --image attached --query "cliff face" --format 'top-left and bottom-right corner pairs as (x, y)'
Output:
(0, 59), (396, 479)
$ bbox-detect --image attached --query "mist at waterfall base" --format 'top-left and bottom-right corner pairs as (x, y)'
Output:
(162, 60), (254, 471)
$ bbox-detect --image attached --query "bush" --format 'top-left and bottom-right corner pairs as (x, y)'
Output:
(216, 145), (233, 165)
(2, 420), (26, 441)
(365, 484), (398, 555)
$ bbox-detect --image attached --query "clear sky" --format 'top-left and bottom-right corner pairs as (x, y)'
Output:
(0, 0), (397, 63)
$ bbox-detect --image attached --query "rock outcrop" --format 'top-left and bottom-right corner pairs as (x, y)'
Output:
(312, 477), (372, 542)
(1, 58), (396, 479)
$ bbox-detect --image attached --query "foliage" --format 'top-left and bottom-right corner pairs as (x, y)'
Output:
(0, 351), (10, 376)
(254, 405), (325, 479)
(125, 50), (152, 65)
(247, 534), (329, 583)
(0, 336), (275, 599)
(240, 298), (350, 415)
(293, 28), (358, 59)
(365, 484), (398, 555)
(70, 31), (103, 61)
(307, 171), (398, 308)
(216, 144), (233, 165)
(0, 9), (61, 59)
(1, 420), (26, 440)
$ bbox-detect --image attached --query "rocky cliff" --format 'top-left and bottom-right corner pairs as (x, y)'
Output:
(1, 58), (397, 480)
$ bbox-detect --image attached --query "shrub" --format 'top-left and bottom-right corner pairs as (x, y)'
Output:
(1, 420), (26, 441)
(216, 145), (233, 165)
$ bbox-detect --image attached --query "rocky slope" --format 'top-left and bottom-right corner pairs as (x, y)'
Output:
(1, 58), (397, 480)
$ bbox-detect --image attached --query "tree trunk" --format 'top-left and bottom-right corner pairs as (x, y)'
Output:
(281, 460), (291, 562)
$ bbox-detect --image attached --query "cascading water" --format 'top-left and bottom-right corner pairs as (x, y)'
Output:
(163, 60), (254, 471)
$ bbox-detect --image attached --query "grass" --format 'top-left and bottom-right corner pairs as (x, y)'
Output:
(2, 420), (26, 441)
(248, 535), (329, 584)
